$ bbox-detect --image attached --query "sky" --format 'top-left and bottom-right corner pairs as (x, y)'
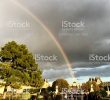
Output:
(0, 0), (110, 84)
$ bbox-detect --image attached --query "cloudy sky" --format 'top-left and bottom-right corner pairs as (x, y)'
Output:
(0, 0), (110, 83)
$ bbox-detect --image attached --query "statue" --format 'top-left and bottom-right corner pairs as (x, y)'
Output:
(55, 86), (58, 94)
(90, 84), (94, 92)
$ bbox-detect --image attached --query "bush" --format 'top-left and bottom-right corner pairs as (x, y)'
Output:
(100, 90), (107, 97)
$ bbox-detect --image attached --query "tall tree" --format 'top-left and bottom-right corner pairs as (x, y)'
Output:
(52, 79), (69, 92)
(0, 41), (43, 89)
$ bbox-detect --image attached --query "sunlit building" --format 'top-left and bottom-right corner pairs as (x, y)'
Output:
(42, 79), (49, 89)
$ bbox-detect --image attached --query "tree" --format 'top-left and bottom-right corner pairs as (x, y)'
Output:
(0, 41), (43, 90)
(52, 79), (69, 92)
(100, 90), (107, 97)
(82, 82), (91, 92)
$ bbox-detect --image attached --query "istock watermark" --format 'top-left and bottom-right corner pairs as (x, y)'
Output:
(35, 54), (58, 62)
(0, 20), (31, 31)
(7, 20), (31, 29)
(61, 20), (85, 32)
(59, 19), (87, 36)
(89, 54), (110, 64)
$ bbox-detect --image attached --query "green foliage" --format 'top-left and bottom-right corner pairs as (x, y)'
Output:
(82, 81), (91, 92)
(47, 86), (54, 92)
(0, 41), (43, 89)
(100, 90), (107, 97)
(52, 79), (69, 92)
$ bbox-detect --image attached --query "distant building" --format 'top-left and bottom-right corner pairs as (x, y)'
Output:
(42, 79), (49, 89)
(70, 81), (82, 90)
(95, 77), (102, 85)
(89, 77), (102, 85)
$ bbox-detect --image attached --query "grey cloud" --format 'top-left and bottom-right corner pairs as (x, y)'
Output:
(43, 68), (71, 80)
(75, 65), (110, 77)
(13, 0), (110, 64)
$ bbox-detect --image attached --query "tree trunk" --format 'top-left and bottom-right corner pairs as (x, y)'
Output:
(3, 85), (7, 99)
(3, 91), (6, 99)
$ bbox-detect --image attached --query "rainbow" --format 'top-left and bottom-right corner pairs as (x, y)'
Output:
(10, 0), (76, 81)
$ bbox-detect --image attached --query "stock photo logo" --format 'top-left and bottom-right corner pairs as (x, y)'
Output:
(89, 54), (110, 64)
(60, 19), (88, 36)
(62, 20), (85, 31)
(35, 54), (58, 62)
(0, 19), (31, 32)
(7, 20), (30, 29)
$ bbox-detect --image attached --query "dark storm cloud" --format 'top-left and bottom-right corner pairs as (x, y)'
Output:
(19, 0), (110, 64)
